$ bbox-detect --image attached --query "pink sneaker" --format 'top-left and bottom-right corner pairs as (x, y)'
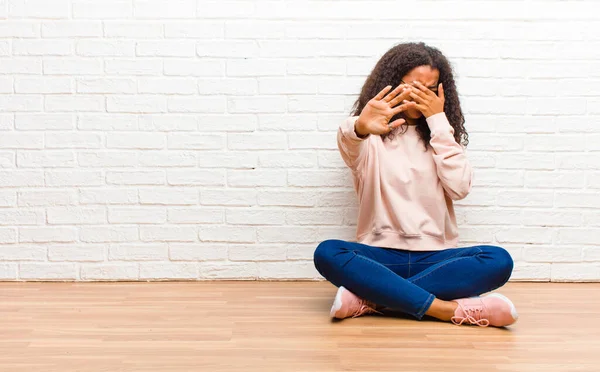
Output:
(452, 293), (518, 327)
(330, 286), (382, 319)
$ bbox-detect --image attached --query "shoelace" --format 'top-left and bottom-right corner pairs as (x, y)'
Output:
(352, 301), (384, 318)
(451, 303), (490, 327)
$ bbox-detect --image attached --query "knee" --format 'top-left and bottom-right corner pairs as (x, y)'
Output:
(482, 245), (514, 282)
(313, 239), (343, 267)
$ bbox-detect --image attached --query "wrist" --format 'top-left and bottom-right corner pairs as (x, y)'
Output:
(354, 118), (369, 138)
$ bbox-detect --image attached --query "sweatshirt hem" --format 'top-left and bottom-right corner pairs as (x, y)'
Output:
(357, 231), (458, 251)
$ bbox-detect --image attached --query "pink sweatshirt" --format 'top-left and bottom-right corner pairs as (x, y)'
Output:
(337, 112), (473, 251)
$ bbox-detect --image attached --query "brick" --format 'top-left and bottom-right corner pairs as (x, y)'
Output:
(169, 243), (228, 261)
(105, 59), (162, 75)
(496, 227), (552, 244)
(199, 225), (256, 243)
(77, 78), (136, 94)
(9, 0), (69, 18)
(104, 21), (163, 38)
(497, 190), (554, 207)
(44, 58), (103, 75)
(198, 151), (258, 169)
(0, 170), (44, 187)
(107, 95), (167, 113)
(106, 170), (165, 185)
(227, 170), (286, 187)
(167, 169), (225, 186)
(288, 132), (337, 150)
(228, 133), (287, 150)
(45, 96), (104, 112)
(286, 209), (344, 225)
(523, 246), (582, 263)
(47, 207), (106, 224)
(198, 78), (258, 95)
(228, 96), (286, 114)
(79, 188), (138, 205)
(81, 264), (139, 280)
(109, 207), (166, 224)
(13, 39), (71, 56)
(48, 245), (104, 262)
(79, 226), (138, 243)
(136, 41), (196, 57)
(258, 151), (317, 168)
(199, 261), (258, 280)
(168, 97), (226, 113)
(164, 59), (223, 76)
(257, 226), (317, 243)
(73, 0), (132, 18)
(225, 208), (285, 225)
(0, 21), (40, 37)
(200, 189), (257, 206)
(19, 227), (77, 243)
(229, 244), (287, 261)
(78, 151), (137, 167)
(76, 40), (135, 57)
(15, 78), (71, 94)
(20, 263), (78, 280)
(138, 78), (197, 95)
(0, 95), (43, 112)
(139, 188), (198, 205)
(165, 21), (223, 38)
(106, 132), (165, 149)
(42, 21), (102, 37)
(140, 263), (198, 279)
(168, 207), (224, 224)
(45, 132), (102, 149)
(134, 0), (196, 18)
(168, 133), (224, 150)
(45, 170), (103, 186)
(109, 244), (168, 261)
(525, 171), (585, 188)
(227, 59), (285, 77)
(197, 41), (258, 58)
(0, 245), (46, 260)
(551, 263), (600, 282)
(287, 170), (354, 187)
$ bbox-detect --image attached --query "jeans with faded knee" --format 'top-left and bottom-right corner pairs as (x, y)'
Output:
(313, 239), (514, 319)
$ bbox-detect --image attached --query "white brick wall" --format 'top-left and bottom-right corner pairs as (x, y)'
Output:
(0, 0), (599, 281)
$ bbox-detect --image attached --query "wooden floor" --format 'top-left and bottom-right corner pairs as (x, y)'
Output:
(0, 282), (599, 372)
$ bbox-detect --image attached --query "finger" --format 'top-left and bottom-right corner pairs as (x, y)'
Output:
(374, 85), (392, 101)
(388, 87), (413, 107)
(408, 91), (427, 104)
(412, 80), (437, 97)
(388, 118), (406, 130)
(383, 83), (405, 102)
(414, 103), (427, 113)
(438, 83), (445, 101)
(391, 102), (415, 116)
(409, 85), (430, 100)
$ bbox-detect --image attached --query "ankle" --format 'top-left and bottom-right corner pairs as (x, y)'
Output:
(425, 299), (458, 322)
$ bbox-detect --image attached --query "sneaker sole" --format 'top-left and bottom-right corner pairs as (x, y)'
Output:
(486, 293), (519, 323)
(330, 286), (346, 318)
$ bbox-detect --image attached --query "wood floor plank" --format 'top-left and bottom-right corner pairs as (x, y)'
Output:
(1, 282), (599, 372)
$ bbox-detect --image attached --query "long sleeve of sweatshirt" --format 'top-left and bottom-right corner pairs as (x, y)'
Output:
(426, 112), (473, 200)
(337, 116), (368, 171)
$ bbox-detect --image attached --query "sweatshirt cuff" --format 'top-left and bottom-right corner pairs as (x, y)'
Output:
(341, 116), (369, 141)
(426, 112), (455, 137)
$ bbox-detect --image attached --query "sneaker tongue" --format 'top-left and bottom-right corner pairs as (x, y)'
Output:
(455, 298), (484, 319)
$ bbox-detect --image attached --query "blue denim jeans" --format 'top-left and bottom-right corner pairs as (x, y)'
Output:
(313, 239), (514, 319)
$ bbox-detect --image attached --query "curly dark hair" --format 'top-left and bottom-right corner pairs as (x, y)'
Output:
(351, 42), (468, 147)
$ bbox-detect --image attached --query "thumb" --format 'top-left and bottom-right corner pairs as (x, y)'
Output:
(438, 83), (445, 101)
